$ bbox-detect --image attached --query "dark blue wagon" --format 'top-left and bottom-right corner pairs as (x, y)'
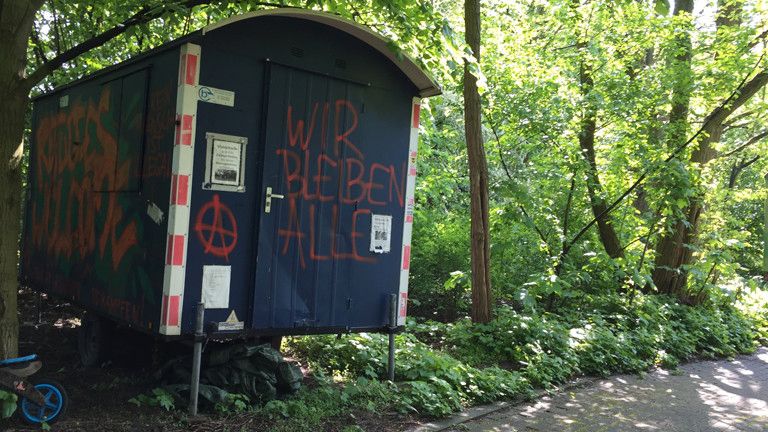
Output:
(21, 9), (440, 343)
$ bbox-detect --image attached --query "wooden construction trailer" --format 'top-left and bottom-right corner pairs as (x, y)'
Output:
(21, 9), (440, 356)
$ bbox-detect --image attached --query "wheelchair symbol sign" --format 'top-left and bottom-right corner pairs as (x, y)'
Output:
(199, 86), (215, 101)
(197, 85), (235, 106)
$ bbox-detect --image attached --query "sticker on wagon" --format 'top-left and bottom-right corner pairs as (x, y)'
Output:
(217, 310), (244, 331)
(198, 85), (235, 106)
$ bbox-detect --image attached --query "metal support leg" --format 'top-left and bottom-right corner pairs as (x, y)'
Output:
(189, 302), (205, 416)
(36, 291), (42, 325)
(387, 294), (397, 382)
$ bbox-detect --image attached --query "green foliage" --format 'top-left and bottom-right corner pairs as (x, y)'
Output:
(404, 0), (768, 309)
(409, 213), (471, 321)
(214, 393), (251, 414)
(0, 389), (17, 419)
(415, 310), (579, 387)
(286, 289), (765, 419)
(256, 376), (400, 431)
(269, 287), (768, 424)
(128, 387), (176, 411)
(27, 0), (456, 96)
(288, 333), (531, 417)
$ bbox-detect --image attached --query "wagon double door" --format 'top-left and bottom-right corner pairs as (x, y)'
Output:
(253, 63), (371, 330)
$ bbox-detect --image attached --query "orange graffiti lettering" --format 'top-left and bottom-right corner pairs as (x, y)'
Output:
(30, 86), (138, 271)
(274, 99), (404, 266)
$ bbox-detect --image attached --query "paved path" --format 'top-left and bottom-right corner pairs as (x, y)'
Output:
(445, 347), (768, 432)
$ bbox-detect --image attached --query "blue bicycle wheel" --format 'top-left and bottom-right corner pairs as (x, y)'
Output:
(20, 381), (68, 424)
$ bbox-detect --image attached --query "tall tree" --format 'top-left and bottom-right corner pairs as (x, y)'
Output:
(574, 1), (624, 260)
(650, 0), (768, 301)
(650, 0), (695, 297)
(464, 0), (492, 322)
(0, 0), (43, 358)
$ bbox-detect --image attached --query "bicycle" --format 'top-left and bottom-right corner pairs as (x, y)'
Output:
(0, 354), (68, 424)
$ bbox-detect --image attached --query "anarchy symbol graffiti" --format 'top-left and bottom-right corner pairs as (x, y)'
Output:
(194, 194), (238, 260)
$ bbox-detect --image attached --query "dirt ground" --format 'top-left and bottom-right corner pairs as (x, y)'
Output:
(1, 290), (418, 432)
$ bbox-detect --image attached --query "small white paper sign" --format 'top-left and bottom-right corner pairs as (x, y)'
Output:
(211, 140), (242, 186)
(202, 265), (231, 309)
(146, 201), (164, 225)
(370, 214), (392, 254)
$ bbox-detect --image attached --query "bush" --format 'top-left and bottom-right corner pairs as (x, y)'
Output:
(428, 310), (579, 387)
(411, 291), (763, 384)
(287, 333), (531, 416)
(256, 376), (400, 432)
(285, 289), (767, 419)
(408, 212), (472, 321)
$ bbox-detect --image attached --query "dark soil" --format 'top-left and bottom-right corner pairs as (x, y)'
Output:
(1, 290), (419, 432)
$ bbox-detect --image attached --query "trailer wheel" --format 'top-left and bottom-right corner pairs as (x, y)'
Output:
(78, 314), (112, 367)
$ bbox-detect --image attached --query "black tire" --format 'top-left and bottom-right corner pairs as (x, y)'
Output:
(18, 379), (69, 425)
(78, 314), (112, 367)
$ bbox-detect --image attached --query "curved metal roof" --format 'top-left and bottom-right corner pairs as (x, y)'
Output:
(202, 8), (441, 98)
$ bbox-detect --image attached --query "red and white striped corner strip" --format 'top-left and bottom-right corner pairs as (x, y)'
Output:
(397, 98), (421, 326)
(160, 43), (200, 335)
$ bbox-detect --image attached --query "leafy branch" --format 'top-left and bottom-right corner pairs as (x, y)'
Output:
(559, 53), (768, 264)
(21, 0), (284, 91)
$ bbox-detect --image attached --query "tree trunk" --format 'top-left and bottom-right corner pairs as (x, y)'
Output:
(464, 0), (492, 323)
(728, 155), (760, 189)
(650, 0), (695, 298)
(652, 121), (726, 300)
(651, 0), (761, 301)
(578, 60), (624, 259)
(0, 0), (41, 358)
(0, 95), (26, 358)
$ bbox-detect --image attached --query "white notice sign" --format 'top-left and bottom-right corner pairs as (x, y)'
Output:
(370, 214), (392, 254)
(211, 140), (242, 186)
(198, 86), (235, 106)
(202, 265), (231, 309)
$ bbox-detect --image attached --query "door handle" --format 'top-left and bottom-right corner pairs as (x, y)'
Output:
(265, 187), (284, 213)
